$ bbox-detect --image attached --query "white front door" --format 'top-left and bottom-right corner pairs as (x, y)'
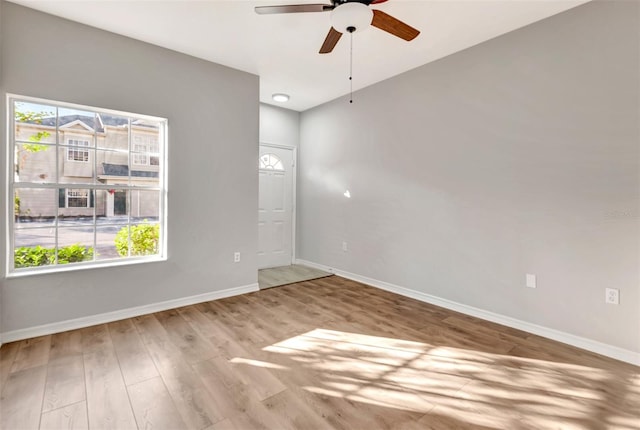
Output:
(258, 145), (294, 269)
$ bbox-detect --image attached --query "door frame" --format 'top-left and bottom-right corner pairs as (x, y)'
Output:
(259, 142), (297, 265)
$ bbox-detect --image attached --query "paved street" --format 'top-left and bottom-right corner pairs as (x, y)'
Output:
(14, 217), (158, 260)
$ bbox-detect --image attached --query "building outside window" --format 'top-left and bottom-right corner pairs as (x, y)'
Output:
(8, 95), (168, 275)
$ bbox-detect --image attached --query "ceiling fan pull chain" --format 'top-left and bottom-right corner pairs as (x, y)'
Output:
(349, 27), (354, 103)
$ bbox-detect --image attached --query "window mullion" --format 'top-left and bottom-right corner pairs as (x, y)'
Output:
(127, 118), (132, 257)
(54, 105), (60, 265)
(92, 113), (97, 261)
(8, 101), (16, 271)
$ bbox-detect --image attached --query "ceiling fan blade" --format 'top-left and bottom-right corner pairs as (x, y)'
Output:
(371, 9), (420, 41)
(255, 4), (332, 14)
(319, 27), (343, 54)
(370, 0), (388, 3)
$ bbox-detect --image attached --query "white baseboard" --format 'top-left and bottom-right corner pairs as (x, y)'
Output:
(0, 283), (259, 344)
(296, 259), (640, 366)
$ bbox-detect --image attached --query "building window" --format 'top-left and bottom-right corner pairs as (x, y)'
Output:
(259, 153), (284, 170)
(58, 189), (94, 208)
(67, 189), (89, 207)
(132, 135), (159, 166)
(67, 139), (90, 162)
(9, 95), (168, 275)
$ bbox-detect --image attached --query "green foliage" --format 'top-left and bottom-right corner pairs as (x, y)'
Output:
(115, 222), (160, 257)
(14, 244), (94, 268)
(57, 244), (95, 264)
(14, 246), (51, 268)
(14, 106), (52, 176)
(23, 142), (49, 152)
(15, 106), (52, 150)
(15, 109), (49, 123)
(14, 194), (20, 216)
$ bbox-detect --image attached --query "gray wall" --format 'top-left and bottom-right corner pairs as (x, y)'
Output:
(0, 2), (259, 333)
(259, 103), (300, 147)
(298, 1), (640, 352)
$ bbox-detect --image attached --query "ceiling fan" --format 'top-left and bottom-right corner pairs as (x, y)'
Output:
(255, 0), (420, 54)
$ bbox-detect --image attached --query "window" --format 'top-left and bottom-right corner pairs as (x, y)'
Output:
(132, 143), (148, 165)
(67, 139), (90, 162)
(259, 153), (284, 170)
(9, 95), (167, 275)
(132, 135), (159, 166)
(59, 189), (94, 208)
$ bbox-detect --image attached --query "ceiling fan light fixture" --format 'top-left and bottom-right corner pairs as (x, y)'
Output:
(272, 93), (290, 102)
(330, 2), (373, 34)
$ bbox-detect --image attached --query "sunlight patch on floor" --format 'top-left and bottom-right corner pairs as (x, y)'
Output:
(231, 328), (640, 429)
(229, 357), (289, 370)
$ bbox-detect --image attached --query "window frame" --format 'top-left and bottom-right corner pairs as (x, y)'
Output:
(6, 94), (169, 277)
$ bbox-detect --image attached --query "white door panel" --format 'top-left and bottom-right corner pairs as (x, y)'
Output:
(273, 221), (285, 251)
(258, 171), (268, 211)
(258, 146), (294, 269)
(272, 173), (285, 210)
(258, 221), (267, 255)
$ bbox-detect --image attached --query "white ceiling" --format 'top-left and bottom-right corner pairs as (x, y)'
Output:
(10, 0), (589, 112)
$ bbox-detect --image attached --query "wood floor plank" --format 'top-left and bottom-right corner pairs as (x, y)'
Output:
(134, 313), (226, 429)
(176, 305), (222, 341)
(208, 299), (279, 346)
(0, 276), (637, 430)
(192, 357), (276, 422)
(177, 304), (255, 359)
(273, 283), (348, 323)
(395, 410), (496, 430)
(207, 409), (281, 430)
(0, 365), (47, 430)
(0, 341), (20, 393)
(49, 330), (84, 361)
(266, 288), (332, 325)
(224, 356), (288, 401)
(517, 334), (640, 372)
(196, 301), (269, 349)
(10, 335), (51, 373)
(248, 289), (283, 309)
(108, 319), (159, 386)
(208, 417), (240, 430)
(154, 308), (219, 364)
(244, 292), (326, 338)
(84, 346), (137, 429)
(40, 401), (88, 430)
(80, 324), (113, 353)
(441, 315), (531, 347)
(127, 376), (187, 430)
(236, 296), (303, 342)
(250, 343), (426, 430)
(261, 388), (338, 430)
(43, 354), (86, 412)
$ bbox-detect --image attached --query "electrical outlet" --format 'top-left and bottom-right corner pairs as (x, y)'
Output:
(234, 252), (241, 263)
(342, 241), (348, 252)
(525, 274), (536, 289)
(605, 288), (619, 305)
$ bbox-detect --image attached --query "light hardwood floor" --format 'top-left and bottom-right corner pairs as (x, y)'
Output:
(1, 276), (638, 429)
